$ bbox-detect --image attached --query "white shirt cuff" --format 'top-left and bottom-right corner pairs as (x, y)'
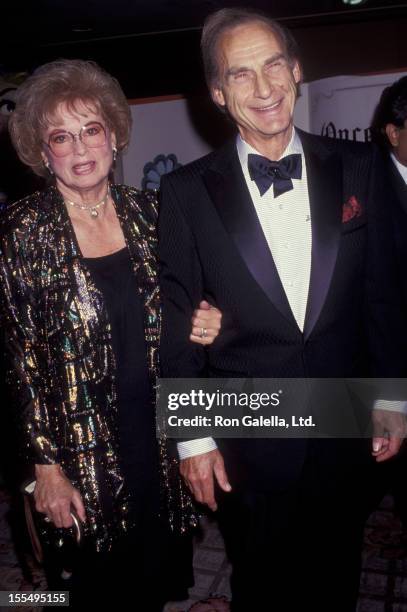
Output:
(374, 400), (407, 414)
(177, 437), (217, 459)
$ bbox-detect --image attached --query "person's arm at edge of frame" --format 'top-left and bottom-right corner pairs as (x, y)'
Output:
(366, 144), (407, 461)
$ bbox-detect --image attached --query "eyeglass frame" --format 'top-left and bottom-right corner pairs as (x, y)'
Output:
(42, 121), (108, 157)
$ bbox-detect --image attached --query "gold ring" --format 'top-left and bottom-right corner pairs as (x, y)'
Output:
(200, 327), (207, 338)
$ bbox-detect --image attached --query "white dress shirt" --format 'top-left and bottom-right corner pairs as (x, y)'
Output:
(391, 152), (407, 184)
(237, 129), (311, 331)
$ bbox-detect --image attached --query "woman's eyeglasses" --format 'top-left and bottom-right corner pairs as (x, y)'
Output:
(45, 122), (107, 157)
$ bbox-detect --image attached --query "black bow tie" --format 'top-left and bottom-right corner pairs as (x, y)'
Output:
(248, 153), (302, 197)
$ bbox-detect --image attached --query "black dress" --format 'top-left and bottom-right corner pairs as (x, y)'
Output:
(84, 247), (160, 518)
(59, 248), (192, 610)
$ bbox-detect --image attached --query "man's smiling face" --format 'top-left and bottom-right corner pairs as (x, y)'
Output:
(212, 21), (301, 154)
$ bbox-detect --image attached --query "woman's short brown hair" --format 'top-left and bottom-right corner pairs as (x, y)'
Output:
(9, 59), (132, 177)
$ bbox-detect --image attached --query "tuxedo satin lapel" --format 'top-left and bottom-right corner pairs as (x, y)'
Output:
(301, 137), (343, 340)
(202, 142), (297, 328)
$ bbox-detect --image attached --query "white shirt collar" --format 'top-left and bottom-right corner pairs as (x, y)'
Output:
(236, 127), (303, 170)
(390, 152), (407, 185)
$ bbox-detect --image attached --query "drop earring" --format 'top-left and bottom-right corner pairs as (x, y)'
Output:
(113, 147), (118, 162)
(44, 160), (54, 175)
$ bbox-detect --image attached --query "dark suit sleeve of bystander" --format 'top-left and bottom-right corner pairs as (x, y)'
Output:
(365, 144), (407, 384)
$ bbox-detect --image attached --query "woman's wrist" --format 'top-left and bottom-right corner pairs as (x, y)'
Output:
(35, 463), (62, 479)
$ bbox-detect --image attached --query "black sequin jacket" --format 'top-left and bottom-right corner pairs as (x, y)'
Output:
(0, 184), (195, 552)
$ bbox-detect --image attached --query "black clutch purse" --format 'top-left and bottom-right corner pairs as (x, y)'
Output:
(22, 479), (83, 571)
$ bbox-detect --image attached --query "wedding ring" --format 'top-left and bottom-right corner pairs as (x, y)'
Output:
(200, 327), (207, 338)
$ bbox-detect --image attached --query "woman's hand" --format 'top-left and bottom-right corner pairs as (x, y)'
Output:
(34, 464), (86, 528)
(190, 300), (222, 346)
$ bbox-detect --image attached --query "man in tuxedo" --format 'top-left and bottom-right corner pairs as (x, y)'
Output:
(158, 8), (406, 611)
(371, 76), (407, 528)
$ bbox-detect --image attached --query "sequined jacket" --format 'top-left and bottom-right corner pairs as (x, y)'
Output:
(0, 184), (195, 552)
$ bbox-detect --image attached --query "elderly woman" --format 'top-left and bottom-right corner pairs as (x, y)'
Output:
(1, 59), (221, 609)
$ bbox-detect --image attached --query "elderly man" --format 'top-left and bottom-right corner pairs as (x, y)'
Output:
(159, 8), (406, 611)
(371, 76), (407, 530)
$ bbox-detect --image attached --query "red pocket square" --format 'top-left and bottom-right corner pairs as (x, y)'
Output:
(342, 196), (363, 223)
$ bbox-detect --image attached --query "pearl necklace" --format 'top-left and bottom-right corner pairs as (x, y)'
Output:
(64, 188), (110, 218)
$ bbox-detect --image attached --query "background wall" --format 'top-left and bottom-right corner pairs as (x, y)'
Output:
(123, 97), (214, 190)
(308, 71), (407, 137)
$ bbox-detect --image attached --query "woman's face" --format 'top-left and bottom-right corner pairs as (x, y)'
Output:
(41, 99), (116, 196)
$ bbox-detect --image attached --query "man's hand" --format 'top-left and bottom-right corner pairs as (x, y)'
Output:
(180, 449), (232, 511)
(372, 409), (407, 462)
(34, 464), (86, 528)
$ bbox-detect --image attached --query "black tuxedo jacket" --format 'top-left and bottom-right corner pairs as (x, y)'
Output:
(158, 130), (406, 488)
